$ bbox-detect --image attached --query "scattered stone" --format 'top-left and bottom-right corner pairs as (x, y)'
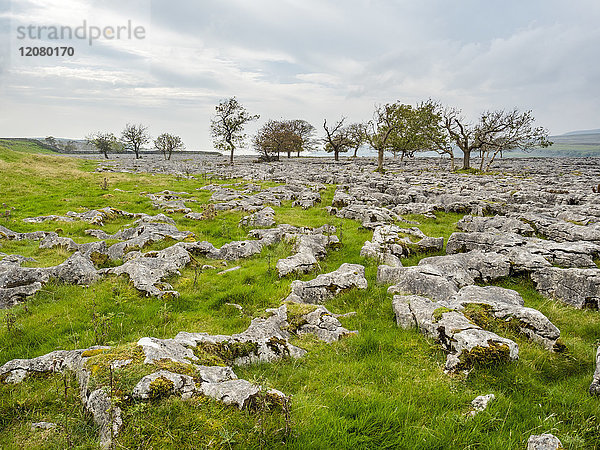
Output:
(526, 434), (563, 450)
(31, 421), (57, 430)
(467, 394), (495, 417)
(218, 266), (241, 275)
(239, 206), (276, 227)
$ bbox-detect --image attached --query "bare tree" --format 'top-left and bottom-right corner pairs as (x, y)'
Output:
(440, 107), (551, 170)
(323, 118), (352, 161)
(154, 133), (185, 160)
(121, 123), (150, 159)
(476, 109), (552, 171)
(210, 97), (259, 164)
(87, 132), (118, 159)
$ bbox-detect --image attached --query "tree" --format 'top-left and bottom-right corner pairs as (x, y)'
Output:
(288, 119), (316, 157)
(323, 118), (352, 161)
(44, 136), (58, 149)
(253, 119), (301, 161)
(414, 100), (455, 169)
(347, 123), (366, 158)
(210, 97), (259, 164)
(439, 107), (551, 170)
(121, 123), (150, 159)
(365, 103), (401, 172)
(154, 133), (185, 160)
(87, 132), (118, 159)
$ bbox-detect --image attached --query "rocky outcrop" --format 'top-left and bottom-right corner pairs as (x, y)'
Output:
(104, 244), (190, 298)
(239, 206), (276, 227)
(361, 224), (443, 266)
(446, 231), (600, 269)
(392, 294), (519, 371)
(530, 267), (600, 309)
(286, 263), (368, 304)
(380, 265), (460, 302)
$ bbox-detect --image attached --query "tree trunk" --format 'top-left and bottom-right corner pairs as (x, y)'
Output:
(287, 151), (291, 158)
(377, 148), (384, 172)
(353, 147), (358, 158)
(334, 150), (339, 161)
(104, 151), (108, 159)
(450, 153), (455, 171)
(462, 149), (471, 169)
(297, 150), (300, 157)
(400, 152), (405, 162)
(230, 146), (234, 164)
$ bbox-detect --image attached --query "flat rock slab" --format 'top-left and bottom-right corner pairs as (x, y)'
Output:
(286, 263), (368, 304)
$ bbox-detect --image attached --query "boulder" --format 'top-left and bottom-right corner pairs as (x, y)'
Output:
(531, 267), (600, 309)
(286, 263), (368, 304)
(391, 294), (518, 371)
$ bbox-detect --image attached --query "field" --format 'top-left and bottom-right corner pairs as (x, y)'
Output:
(0, 140), (599, 449)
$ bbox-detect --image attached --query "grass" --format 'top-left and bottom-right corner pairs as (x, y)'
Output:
(1, 141), (599, 448)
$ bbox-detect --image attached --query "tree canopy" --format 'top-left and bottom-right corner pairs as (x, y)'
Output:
(154, 133), (185, 160)
(210, 97), (259, 164)
(121, 124), (150, 159)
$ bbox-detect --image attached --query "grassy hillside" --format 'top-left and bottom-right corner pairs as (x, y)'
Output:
(0, 144), (599, 449)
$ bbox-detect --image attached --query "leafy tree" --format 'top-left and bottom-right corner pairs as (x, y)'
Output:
(365, 103), (402, 172)
(44, 136), (58, 149)
(347, 123), (366, 158)
(253, 119), (299, 161)
(288, 119), (316, 157)
(121, 123), (150, 159)
(87, 132), (118, 159)
(210, 97), (259, 164)
(154, 133), (185, 160)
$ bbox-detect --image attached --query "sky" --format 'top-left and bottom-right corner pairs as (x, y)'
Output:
(1, 0), (599, 152)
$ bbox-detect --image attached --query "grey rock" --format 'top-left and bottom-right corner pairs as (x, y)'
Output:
(457, 214), (535, 236)
(31, 421), (57, 430)
(382, 265), (459, 302)
(391, 294), (518, 371)
(419, 250), (511, 283)
(296, 305), (356, 343)
(468, 394), (495, 417)
(239, 206), (276, 227)
(106, 244), (190, 298)
(450, 285), (560, 349)
(531, 267), (600, 309)
(200, 379), (287, 410)
(526, 434), (563, 450)
(286, 263), (368, 304)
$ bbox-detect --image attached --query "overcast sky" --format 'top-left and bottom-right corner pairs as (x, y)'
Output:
(1, 0), (599, 151)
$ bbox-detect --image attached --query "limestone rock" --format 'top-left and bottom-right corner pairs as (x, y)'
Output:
(526, 434), (563, 450)
(286, 263), (368, 304)
(531, 267), (600, 309)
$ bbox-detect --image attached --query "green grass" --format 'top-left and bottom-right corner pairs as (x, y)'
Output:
(1, 141), (599, 449)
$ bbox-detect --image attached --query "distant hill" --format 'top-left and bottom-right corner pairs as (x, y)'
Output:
(533, 129), (600, 157)
(0, 137), (221, 156)
(561, 128), (600, 136)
